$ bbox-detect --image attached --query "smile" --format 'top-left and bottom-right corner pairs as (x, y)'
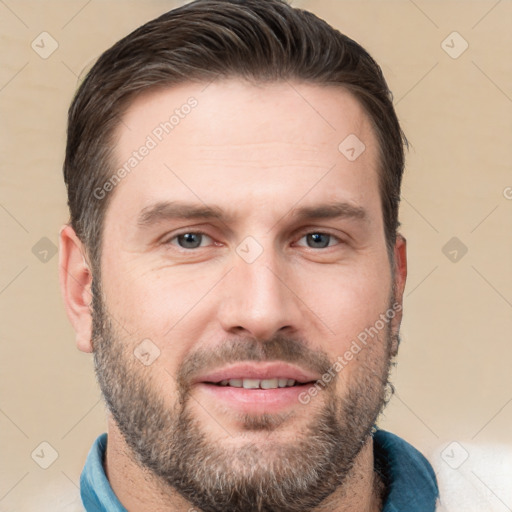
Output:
(213, 378), (304, 389)
(192, 362), (320, 412)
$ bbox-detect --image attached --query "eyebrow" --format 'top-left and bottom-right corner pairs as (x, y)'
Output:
(138, 201), (229, 227)
(137, 200), (368, 228)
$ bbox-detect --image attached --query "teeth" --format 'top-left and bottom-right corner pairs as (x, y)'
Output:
(219, 378), (298, 389)
(278, 378), (289, 388)
(260, 378), (279, 389)
(243, 378), (261, 389)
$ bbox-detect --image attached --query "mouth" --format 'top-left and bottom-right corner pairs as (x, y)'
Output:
(192, 363), (320, 413)
(194, 361), (320, 388)
(206, 378), (314, 389)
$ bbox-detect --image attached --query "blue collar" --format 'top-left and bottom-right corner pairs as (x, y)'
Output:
(80, 433), (128, 512)
(80, 429), (438, 511)
(373, 429), (439, 511)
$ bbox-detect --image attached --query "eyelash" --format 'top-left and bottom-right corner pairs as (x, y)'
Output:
(164, 230), (344, 251)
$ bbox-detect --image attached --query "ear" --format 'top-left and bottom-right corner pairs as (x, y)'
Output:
(390, 233), (407, 357)
(59, 224), (94, 353)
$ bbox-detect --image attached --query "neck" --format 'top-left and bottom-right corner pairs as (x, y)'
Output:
(105, 417), (384, 512)
(311, 435), (384, 512)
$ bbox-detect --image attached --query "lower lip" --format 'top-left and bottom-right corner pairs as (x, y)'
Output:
(195, 383), (314, 413)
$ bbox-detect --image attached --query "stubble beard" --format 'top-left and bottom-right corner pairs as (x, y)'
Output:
(91, 281), (396, 512)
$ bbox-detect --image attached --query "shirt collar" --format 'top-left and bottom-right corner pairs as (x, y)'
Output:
(80, 433), (126, 511)
(373, 429), (439, 511)
(80, 429), (439, 511)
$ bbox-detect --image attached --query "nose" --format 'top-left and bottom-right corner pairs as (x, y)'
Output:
(217, 244), (303, 341)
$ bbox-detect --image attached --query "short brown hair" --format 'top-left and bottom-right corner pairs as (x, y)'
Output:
(64, 0), (407, 270)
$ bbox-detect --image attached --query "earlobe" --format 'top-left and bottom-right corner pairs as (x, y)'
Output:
(59, 224), (94, 353)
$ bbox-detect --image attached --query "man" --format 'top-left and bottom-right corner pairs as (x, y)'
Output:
(59, 0), (439, 510)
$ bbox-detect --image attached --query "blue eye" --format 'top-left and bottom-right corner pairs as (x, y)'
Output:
(165, 231), (341, 251)
(297, 232), (340, 249)
(170, 232), (213, 249)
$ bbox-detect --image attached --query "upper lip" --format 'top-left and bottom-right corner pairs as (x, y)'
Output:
(194, 362), (320, 385)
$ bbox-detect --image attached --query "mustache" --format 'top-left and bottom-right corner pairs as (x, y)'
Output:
(177, 333), (333, 391)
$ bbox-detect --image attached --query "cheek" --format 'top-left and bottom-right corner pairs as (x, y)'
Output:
(102, 256), (211, 327)
(99, 260), (222, 377)
(302, 258), (393, 352)
(328, 321), (392, 403)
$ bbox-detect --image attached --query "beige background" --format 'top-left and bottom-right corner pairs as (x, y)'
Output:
(1, 1), (511, 510)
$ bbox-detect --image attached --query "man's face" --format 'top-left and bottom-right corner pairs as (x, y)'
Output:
(92, 80), (403, 511)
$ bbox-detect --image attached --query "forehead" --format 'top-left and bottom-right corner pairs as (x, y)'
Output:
(117, 79), (374, 152)
(107, 79), (381, 227)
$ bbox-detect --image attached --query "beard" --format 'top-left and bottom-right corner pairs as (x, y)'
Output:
(91, 280), (396, 512)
